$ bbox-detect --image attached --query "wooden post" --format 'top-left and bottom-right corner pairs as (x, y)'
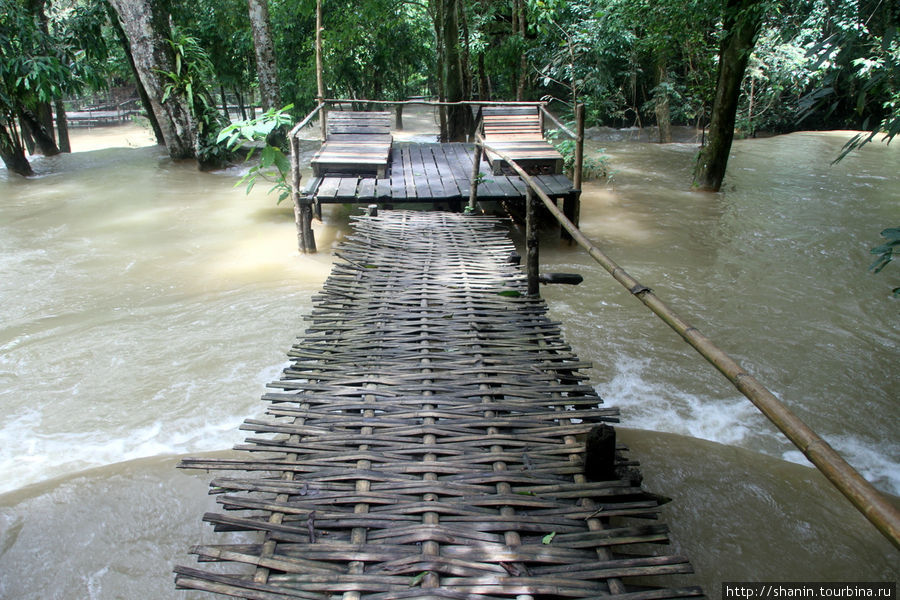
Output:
(525, 186), (539, 297)
(289, 134), (309, 253)
(562, 191), (580, 242)
(298, 203), (317, 253)
(573, 102), (585, 191)
(562, 103), (585, 242)
(584, 424), (617, 481)
(468, 142), (481, 211)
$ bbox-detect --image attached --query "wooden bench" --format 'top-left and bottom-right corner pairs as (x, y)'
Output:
(482, 106), (564, 175)
(311, 111), (393, 177)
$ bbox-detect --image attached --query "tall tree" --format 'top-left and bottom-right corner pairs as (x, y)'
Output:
(107, 0), (196, 159)
(247, 0), (281, 111)
(429, 0), (470, 141)
(0, 0), (72, 174)
(693, 0), (767, 191)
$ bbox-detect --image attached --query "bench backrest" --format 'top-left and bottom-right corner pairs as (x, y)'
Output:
(482, 106), (543, 140)
(326, 111), (392, 138)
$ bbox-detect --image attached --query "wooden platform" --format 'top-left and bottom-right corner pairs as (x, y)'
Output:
(174, 210), (702, 599)
(303, 142), (573, 204)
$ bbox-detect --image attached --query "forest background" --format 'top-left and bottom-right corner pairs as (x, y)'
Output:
(1, 0), (898, 189)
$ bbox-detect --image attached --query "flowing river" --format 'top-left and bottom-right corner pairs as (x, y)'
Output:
(0, 113), (897, 598)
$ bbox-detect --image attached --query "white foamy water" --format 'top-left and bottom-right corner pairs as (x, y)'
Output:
(1, 125), (333, 495)
(542, 130), (900, 498)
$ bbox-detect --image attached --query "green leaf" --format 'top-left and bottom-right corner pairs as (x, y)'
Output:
(260, 145), (276, 169)
(542, 532), (556, 544)
(497, 290), (522, 298)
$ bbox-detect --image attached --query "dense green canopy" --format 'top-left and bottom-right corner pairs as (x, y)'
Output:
(1, 0), (897, 177)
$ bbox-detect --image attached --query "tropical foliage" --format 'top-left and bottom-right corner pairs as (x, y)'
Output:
(0, 0), (896, 176)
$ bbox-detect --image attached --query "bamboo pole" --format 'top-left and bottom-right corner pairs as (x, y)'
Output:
(289, 134), (304, 254)
(288, 102), (324, 139)
(468, 141), (481, 211)
(525, 186), (539, 297)
(573, 103), (585, 191)
(539, 105), (577, 139)
(289, 103), (326, 254)
(476, 136), (900, 550)
(323, 98), (545, 107)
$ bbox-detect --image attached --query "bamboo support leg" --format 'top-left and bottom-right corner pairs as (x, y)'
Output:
(526, 187), (539, 297)
(298, 202), (317, 253)
(562, 191), (581, 242)
(468, 142), (481, 211)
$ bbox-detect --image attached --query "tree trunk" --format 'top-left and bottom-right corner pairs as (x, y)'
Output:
(55, 100), (71, 153)
(515, 0), (528, 101)
(477, 52), (489, 100)
(235, 88), (248, 120)
(19, 115), (36, 155)
(443, 0), (469, 141)
(219, 86), (229, 120)
(693, 0), (765, 191)
(0, 120), (34, 176)
(105, 0), (165, 145)
(108, 0), (196, 159)
(247, 0), (281, 111)
(459, 0), (471, 100)
(20, 108), (60, 156)
(655, 62), (672, 143)
(430, 0), (449, 141)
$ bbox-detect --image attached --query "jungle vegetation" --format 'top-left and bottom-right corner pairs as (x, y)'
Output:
(1, 0), (897, 188)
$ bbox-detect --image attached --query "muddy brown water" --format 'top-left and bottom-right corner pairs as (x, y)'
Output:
(1, 115), (896, 598)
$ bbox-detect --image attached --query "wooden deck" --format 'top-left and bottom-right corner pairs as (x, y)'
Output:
(302, 142), (574, 204)
(174, 210), (702, 599)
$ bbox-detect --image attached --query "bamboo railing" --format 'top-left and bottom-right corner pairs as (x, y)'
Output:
(471, 136), (900, 551)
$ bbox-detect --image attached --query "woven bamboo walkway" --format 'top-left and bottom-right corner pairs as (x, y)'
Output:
(174, 210), (702, 599)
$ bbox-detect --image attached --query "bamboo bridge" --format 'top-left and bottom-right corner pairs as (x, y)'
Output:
(174, 208), (703, 599)
(173, 102), (900, 598)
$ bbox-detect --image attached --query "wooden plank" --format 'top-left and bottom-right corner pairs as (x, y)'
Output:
(335, 176), (360, 200)
(375, 177), (392, 201)
(408, 146), (431, 200)
(401, 145), (417, 200)
(357, 177), (376, 200)
(301, 176), (323, 196)
(389, 147), (405, 199)
(419, 145), (446, 199)
(431, 144), (459, 198)
(444, 143), (473, 198)
(315, 175), (341, 201)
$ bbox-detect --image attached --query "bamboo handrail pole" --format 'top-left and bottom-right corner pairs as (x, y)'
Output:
(323, 98), (544, 107)
(288, 135), (304, 254)
(539, 105), (576, 139)
(573, 103), (585, 191)
(289, 102), (325, 139)
(525, 186), (539, 297)
(476, 135), (900, 549)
